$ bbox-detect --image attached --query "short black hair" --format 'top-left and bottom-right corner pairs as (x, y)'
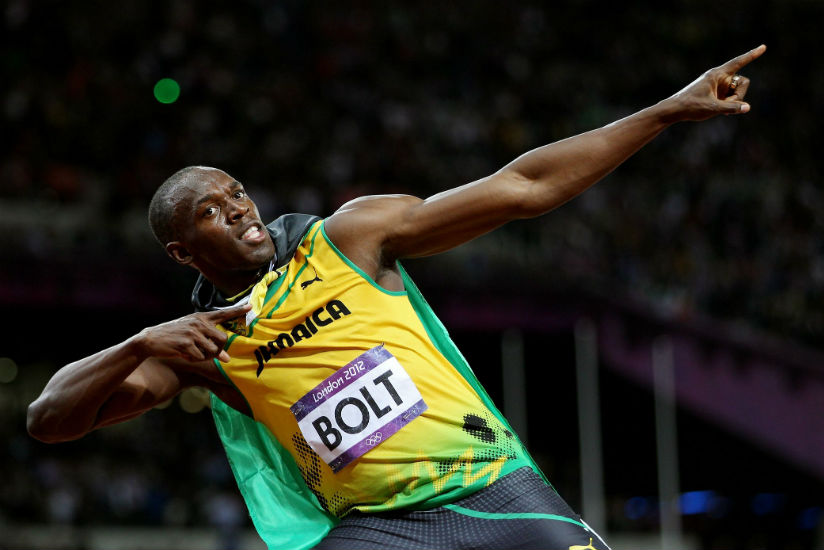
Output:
(148, 166), (207, 247)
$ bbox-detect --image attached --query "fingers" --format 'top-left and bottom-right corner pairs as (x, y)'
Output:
(195, 331), (223, 356)
(200, 318), (231, 341)
(729, 75), (751, 101)
(198, 322), (230, 358)
(168, 314), (230, 362)
(668, 44), (764, 122)
(172, 306), (248, 362)
(180, 344), (208, 362)
(711, 47), (762, 116)
(179, 341), (231, 363)
(178, 328), (225, 362)
(721, 100), (751, 115)
(207, 303), (253, 323)
(141, 308), (242, 363)
(720, 44), (767, 74)
(202, 306), (248, 361)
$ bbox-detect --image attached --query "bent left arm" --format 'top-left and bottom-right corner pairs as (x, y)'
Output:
(325, 45), (765, 277)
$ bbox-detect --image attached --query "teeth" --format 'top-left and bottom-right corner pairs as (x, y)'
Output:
(242, 226), (260, 240)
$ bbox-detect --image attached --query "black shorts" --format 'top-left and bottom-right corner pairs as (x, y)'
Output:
(312, 467), (610, 550)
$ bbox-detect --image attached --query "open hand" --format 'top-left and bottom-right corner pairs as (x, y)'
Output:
(667, 44), (766, 121)
(132, 304), (251, 363)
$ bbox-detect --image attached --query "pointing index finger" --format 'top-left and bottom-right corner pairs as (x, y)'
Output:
(721, 44), (767, 74)
(208, 303), (253, 322)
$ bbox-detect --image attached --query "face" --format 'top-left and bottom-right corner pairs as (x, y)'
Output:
(168, 168), (275, 280)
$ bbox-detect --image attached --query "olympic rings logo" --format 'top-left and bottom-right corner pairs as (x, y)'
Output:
(365, 432), (383, 446)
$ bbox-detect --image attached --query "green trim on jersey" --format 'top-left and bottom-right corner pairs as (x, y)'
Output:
(261, 223), (321, 319)
(213, 358), (255, 419)
(320, 222), (407, 296)
(443, 504), (587, 528)
(211, 395), (338, 549)
(397, 263), (549, 487)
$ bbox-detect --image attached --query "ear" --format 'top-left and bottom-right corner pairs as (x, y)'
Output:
(166, 241), (194, 266)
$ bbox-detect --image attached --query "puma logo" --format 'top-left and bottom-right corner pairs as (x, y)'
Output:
(570, 538), (599, 550)
(301, 267), (323, 290)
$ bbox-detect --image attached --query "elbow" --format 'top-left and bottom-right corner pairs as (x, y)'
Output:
(26, 399), (81, 443)
(26, 400), (54, 442)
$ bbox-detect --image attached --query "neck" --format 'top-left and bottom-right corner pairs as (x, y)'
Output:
(207, 261), (272, 298)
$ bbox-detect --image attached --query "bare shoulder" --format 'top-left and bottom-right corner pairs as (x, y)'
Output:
(323, 194), (423, 280)
(325, 194), (422, 236)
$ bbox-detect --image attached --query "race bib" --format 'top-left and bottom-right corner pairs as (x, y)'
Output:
(290, 345), (427, 472)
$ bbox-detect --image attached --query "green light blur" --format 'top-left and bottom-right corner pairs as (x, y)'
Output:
(154, 78), (181, 104)
(0, 357), (18, 383)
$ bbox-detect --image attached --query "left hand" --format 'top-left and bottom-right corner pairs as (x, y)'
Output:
(666, 44), (766, 121)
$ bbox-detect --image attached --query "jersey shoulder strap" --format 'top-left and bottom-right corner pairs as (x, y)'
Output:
(267, 213), (322, 269)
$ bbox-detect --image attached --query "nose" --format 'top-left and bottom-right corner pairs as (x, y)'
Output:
(227, 202), (249, 223)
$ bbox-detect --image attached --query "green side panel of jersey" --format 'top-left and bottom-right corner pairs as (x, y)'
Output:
(210, 394), (339, 550)
(397, 263), (550, 487)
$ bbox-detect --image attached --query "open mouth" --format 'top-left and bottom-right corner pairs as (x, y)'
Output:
(241, 224), (265, 242)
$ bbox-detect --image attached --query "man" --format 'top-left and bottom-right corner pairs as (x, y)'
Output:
(28, 45), (765, 549)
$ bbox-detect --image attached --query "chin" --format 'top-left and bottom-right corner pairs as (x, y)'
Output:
(246, 247), (276, 269)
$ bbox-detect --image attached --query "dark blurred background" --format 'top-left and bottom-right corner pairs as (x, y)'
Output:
(2, 1), (823, 549)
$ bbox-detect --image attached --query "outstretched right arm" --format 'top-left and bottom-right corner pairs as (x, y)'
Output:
(27, 304), (250, 443)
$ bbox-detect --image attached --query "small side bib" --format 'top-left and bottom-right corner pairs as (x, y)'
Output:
(291, 345), (427, 472)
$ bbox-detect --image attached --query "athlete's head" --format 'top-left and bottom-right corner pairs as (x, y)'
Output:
(149, 166), (275, 292)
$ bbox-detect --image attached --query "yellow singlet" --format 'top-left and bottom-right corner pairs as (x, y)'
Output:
(215, 220), (532, 517)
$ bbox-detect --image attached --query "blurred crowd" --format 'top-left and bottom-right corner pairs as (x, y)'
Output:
(1, 393), (250, 546)
(2, 0), (822, 346)
(2, 0), (823, 545)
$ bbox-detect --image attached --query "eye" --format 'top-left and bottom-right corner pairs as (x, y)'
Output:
(203, 205), (218, 217)
(233, 190), (246, 200)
